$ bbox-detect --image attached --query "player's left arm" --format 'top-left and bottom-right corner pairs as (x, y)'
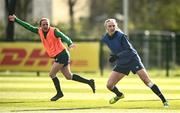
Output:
(109, 35), (133, 63)
(54, 28), (73, 47)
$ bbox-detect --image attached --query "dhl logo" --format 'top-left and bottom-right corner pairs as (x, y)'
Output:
(0, 42), (99, 72)
(0, 48), (88, 66)
(0, 48), (51, 66)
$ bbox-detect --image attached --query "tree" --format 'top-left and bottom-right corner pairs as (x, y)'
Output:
(129, 0), (180, 31)
(68, 0), (77, 38)
(5, 0), (33, 41)
(15, 0), (32, 20)
(5, 0), (16, 41)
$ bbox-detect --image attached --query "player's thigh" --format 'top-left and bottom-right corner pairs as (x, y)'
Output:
(49, 62), (63, 77)
(107, 71), (125, 88)
(60, 64), (72, 80)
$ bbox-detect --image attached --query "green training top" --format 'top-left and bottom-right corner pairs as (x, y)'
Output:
(15, 17), (73, 46)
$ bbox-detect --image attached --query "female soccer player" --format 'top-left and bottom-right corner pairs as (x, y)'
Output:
(8, 15), (95, 101)
(101, 18), (168, 107)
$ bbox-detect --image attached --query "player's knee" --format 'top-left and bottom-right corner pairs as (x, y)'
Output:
(64, 74), (72, 80)
(106, 83), (113, 90)
(147, 81), (154, 88)
(49, 74), (56, 78)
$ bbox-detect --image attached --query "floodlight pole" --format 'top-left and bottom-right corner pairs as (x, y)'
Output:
(123, 0), (128, 36)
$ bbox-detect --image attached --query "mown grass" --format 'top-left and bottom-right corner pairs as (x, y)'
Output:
(0, 72), (180, 113)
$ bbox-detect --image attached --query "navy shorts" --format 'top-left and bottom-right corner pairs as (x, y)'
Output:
(54, 50), (70, 67)
(113, 58), (144, 75)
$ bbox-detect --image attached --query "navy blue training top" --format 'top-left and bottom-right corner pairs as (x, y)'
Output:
(101, 30), (140, 64)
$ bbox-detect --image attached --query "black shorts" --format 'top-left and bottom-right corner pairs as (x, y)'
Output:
(113, 58), (144, 75)
(54, 49), (70, 67)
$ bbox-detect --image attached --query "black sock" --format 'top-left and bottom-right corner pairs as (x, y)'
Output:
(52, 77), (63, 95)
(111, 86), (123, 97)
(72, 74), (89, 84)
(151, 84), (166, 103)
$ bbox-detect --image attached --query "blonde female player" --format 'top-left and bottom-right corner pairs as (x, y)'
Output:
(101, 18), (168, 107)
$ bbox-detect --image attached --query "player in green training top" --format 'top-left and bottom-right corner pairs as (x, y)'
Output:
(8, 14), (96, 101)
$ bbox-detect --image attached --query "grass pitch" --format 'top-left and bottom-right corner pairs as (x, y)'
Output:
(0, 72), (180, 113)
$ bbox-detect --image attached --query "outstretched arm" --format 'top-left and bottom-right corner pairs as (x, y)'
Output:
(8, 15), (38, 34)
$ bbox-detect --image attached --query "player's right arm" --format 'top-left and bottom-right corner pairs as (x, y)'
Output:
(8, 15), (38, 34)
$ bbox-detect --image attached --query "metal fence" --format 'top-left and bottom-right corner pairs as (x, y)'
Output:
(130, 31), (177, 67)
(1, 30), (179, 76)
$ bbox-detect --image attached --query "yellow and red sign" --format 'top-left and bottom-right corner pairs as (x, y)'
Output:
(0, 42), (99, 72)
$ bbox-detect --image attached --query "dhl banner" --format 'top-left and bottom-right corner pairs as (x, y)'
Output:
(0, 42), (99, 72)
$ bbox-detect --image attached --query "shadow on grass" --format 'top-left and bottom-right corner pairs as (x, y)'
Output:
(3, 98), (179, 104)
(123, 98), (180, 102)
(0, 100), (49, 104)
(4, 99), (180, 112)
(11, 106), (111, 112)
